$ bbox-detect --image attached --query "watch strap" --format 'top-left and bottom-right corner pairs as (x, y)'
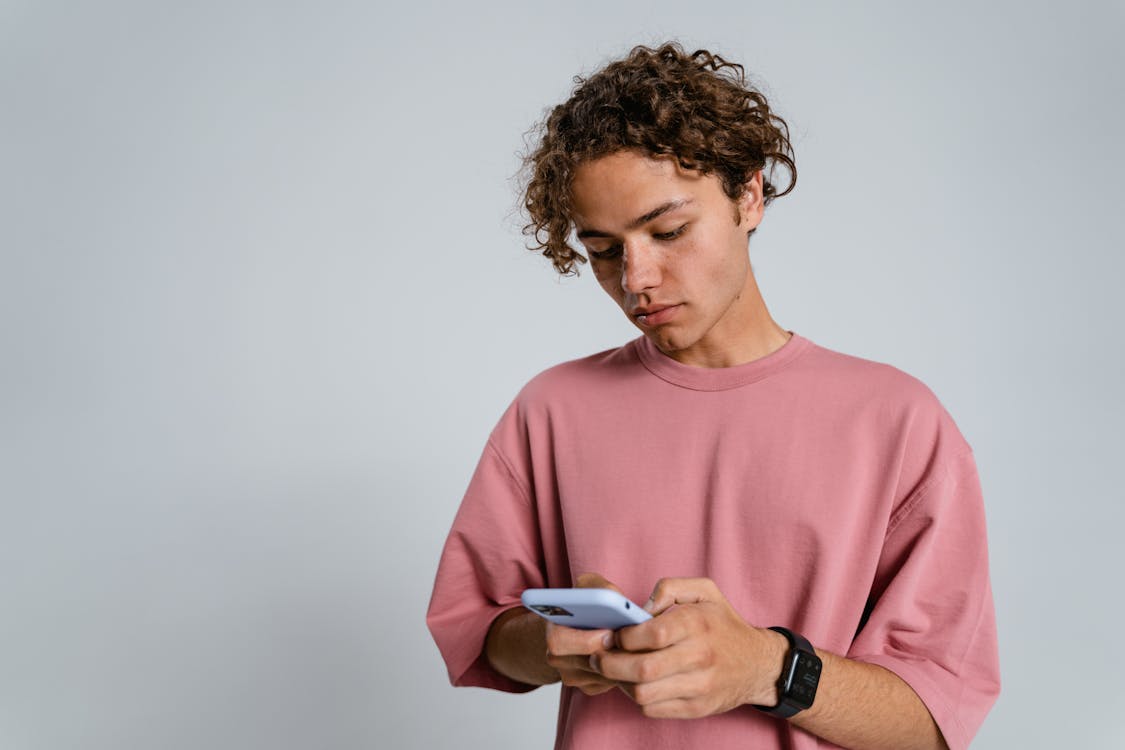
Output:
(751, 626), (820, 719)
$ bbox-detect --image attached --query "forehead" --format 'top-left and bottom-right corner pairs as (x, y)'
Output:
(569, 150), (714, 227)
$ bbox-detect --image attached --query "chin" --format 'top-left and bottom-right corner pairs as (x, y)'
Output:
(647, 330), (691, 353)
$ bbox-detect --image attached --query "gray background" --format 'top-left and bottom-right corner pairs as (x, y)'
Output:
(1, 1), (1121, 748)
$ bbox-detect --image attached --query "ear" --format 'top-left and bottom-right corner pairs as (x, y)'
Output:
(737, 170), (766, 231)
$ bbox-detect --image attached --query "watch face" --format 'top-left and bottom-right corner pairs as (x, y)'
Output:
(783, 651), (822, 708)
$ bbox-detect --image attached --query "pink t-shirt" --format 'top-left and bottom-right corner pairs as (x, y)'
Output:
(426, 331), (1000, 749)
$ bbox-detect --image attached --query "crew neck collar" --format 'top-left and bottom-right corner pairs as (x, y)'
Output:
(632, 330), (811, 391)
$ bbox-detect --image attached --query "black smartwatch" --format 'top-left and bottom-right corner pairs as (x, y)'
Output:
(751, 626), (822, 718)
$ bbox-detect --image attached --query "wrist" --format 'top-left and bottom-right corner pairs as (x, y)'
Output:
(747, 626), (789, 706)
(486, 606), (559, 685)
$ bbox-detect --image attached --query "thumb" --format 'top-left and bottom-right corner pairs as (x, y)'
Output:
(644, 577), (723, 615)
(575, 571), (623, 594)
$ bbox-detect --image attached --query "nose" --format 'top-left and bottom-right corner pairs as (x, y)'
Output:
(621, 241), (661, 294)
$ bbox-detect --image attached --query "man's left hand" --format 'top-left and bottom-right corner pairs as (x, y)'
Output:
(590, 577), (788, 719)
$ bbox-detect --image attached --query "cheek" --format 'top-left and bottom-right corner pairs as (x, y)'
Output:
(592, 262), (619, 286)
(602, 283), (625, 303)
(687, 234), (746, 295)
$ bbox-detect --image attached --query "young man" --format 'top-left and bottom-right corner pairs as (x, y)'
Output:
(426, 42), (1000, 750)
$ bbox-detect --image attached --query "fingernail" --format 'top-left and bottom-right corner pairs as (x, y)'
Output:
(643, 597), (655, 613)
(602, 633), (614, 649)
(589, 654), (600, 672)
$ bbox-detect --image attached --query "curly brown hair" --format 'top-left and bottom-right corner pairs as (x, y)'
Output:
(519, 41), (797, 277)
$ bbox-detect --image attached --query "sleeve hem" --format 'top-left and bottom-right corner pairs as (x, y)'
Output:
(849, 653), (970, 750)
(449, 648), (542, 694)
(433, 603), (544, 695)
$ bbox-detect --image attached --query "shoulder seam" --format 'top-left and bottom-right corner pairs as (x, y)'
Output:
(886, 447), (976, 538)
(485, 437), (533, 507)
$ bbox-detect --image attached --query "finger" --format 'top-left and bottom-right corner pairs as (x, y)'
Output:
(637, 695), (710, 720)
(617, 606), (696, 652)
(619, 670), (710, 710)
(556, 663), (618, 694)
(593, 642), (702, 684)
(575, 571), (623, 594)
(546, 622), (615, 657)
(644, 577), (722, 615)
(549, 653), (610, 676)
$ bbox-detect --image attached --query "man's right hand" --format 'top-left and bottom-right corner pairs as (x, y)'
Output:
(544, 572), (622, 696)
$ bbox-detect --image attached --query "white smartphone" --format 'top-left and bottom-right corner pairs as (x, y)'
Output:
(521, 587), (652, 630)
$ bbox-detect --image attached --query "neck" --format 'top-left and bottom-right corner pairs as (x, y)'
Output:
(666, 268), (790, 368)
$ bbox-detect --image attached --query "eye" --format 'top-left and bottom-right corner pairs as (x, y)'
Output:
(587, 224), (687, 261)
(654, 224), (688, 241)
(588, 244), (622, 260)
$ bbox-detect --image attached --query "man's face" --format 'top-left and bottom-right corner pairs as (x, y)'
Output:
(569, 149), (765, 366)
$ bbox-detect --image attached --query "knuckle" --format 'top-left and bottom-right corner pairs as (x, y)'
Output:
(699, 673), (715, 694)
(634, 682), (659, 706)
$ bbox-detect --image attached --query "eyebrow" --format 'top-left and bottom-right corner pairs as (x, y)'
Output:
(575, 198), (694, 240)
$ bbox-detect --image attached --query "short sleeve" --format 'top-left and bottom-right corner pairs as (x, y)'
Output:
(425, 430), (547, 693)
(847, 448), (1001, 750)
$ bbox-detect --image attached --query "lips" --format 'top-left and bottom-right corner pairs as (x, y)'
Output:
(633, 304), (681, 327)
